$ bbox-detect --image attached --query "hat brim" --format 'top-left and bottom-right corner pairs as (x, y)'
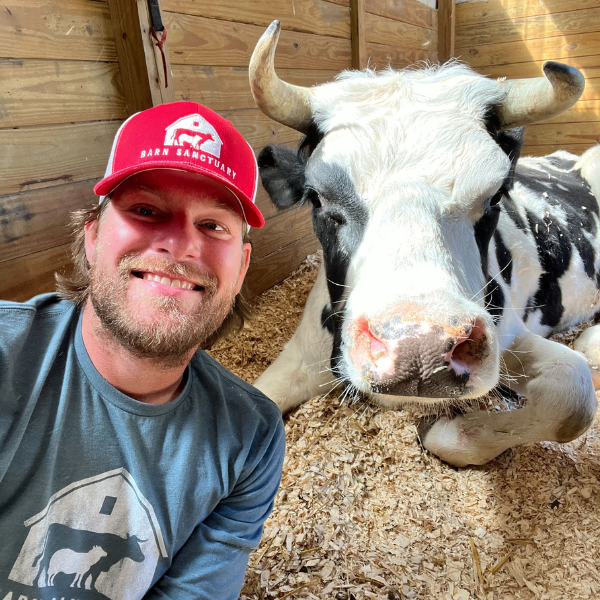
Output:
(94, 164), (265, 229)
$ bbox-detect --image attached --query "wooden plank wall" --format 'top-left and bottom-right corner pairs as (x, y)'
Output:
(455, 0), (600, 157)
(162, 0), (439, 296)
(363, 0), (438, 69)
(0, 0), (128, 301)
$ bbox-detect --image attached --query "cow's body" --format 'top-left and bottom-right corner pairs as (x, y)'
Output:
(249, 22), (600, 466)
(172, 128), (214, 149)
(47, 545), (107, 588)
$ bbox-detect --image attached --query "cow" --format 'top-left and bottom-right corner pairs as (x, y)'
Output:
(34, 523), (146, 590)
(172, 128), (214, 150)
(248, 21), (600, 467)
(47, 545), (107, 588)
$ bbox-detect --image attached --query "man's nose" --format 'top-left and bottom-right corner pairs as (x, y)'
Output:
(153, 216), (201, 261)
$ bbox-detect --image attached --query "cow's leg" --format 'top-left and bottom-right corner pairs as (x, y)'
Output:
(419, 331), (598, 467)
(573, 324), (600, 388)
(254, 265), (335, 413)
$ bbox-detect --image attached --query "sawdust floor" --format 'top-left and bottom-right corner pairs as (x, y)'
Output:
(209, 254), (600, 600)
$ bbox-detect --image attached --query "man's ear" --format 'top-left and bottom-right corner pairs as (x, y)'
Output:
(236, 243), (252, 295)
(84, 219), (99, 264)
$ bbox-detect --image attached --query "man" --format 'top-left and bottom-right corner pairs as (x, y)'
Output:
(0, 102), (285, 599)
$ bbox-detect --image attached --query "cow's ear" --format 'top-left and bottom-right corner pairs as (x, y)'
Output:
(258, 144), (307, 209)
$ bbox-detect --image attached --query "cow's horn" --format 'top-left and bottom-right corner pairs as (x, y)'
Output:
(249, 20), (314, 133)
(498, 62), (584, 130)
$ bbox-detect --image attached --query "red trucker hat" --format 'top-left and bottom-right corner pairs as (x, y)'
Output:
(94, 102), (264, 228)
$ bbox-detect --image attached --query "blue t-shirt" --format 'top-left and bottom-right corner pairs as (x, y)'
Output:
(0, 294), (285, 600)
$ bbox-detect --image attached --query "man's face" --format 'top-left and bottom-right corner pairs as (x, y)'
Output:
(84, 170), (252, 363)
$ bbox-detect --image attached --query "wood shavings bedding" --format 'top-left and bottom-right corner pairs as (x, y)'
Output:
(209, 253), (600, 600)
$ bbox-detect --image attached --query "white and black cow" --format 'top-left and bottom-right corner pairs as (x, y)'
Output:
(249, 21), (600, 467)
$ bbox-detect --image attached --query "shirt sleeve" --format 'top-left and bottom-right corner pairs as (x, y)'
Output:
(144, 414), (285, 600)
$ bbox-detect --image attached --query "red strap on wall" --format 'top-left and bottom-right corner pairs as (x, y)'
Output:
(150, 27), (169, 89)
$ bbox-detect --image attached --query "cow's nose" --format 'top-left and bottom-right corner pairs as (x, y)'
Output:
(349, 315), (490, 397)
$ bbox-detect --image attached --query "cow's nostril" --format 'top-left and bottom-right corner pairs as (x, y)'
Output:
(449, 318), (488, 376)
(351, 316), (391, 372)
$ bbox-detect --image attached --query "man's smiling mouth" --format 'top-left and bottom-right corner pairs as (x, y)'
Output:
(132, 271), (203, 291)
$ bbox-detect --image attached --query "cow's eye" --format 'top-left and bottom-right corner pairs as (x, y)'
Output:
(306, 189), (324, 209)
(489, 190), (504, 206)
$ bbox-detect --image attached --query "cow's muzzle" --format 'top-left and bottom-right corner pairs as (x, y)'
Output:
(348, 314), (490, 398)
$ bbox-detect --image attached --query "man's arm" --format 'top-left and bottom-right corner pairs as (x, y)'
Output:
(145, 417), (285, 599)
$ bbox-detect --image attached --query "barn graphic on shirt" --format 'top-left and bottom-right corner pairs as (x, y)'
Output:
(164, 114), (223, 158)
(8, 468), (168, 600)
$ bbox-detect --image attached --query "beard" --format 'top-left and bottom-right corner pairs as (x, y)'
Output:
(89, 253), (238, 366)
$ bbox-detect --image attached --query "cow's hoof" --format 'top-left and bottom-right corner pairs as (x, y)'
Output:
(418, 415), (495, 467)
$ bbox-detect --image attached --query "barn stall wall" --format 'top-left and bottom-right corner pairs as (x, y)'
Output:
(0, 0), (128, 301)
(455, 0), (600, 156)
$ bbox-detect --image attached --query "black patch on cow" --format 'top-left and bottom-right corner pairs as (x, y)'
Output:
(304, 161), (369, 377)
(257, 120), (325, 209)
(494, 230), (513, 285)
(525, 208), (571, 328)
(298, 121), (325, 157)
(502, 194), (528, 231)
(473, 121), (523, 324)
(513, 162), (598, 326)
(545, 155), (577, 171)
(305, 161), (368, 306)
(321, 304), (334, 334)
(516, 163), (597, 277)
(483, 279), (505, 323)
(473, 205), (505, 322)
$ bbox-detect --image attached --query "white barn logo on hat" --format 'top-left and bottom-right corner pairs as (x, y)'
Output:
(164, 114), (222, 158)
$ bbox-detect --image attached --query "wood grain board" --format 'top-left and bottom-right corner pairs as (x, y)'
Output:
(0, 242), (72, 302)
(366, 41), (436, 69)
(456, 0), (600, 27)
(522, 143), (595, 157)
(173, 66), (338, 112)
(457, 7), (600, 48)
(250, 206), (314, 261)
(0, 0), (117, 61)
(0, 120), (121, 197)
(523, 121), (600, 146)
(365, 12), (437, 50)
(456, 31), (600, 68)
(475, 56), (600, 82)
(161, 0), (351, 39)
(0, 60), (127, 128)
(365, 0), (437, 30)
(438, 0), (455, 63)
(246, 232), (321, 298)
(0, 179), (98, 264)
(164, 11), (352, 70)
(545, 100), (600, 124)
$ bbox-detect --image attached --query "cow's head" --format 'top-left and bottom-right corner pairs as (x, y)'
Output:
(125, 535), (146, 562)
(250, 21), (584, 406)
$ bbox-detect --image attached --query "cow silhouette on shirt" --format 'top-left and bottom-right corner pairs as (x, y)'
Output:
(33, 523), (145, 590)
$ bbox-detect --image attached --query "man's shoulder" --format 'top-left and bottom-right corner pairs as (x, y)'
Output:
(191, 350), (281, 417)
(0, 293), (78, 344)
(0, 292), (75, 318)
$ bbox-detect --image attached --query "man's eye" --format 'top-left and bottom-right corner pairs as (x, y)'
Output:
(135, 207), (157, 217)
(201, 222), (226, 232)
